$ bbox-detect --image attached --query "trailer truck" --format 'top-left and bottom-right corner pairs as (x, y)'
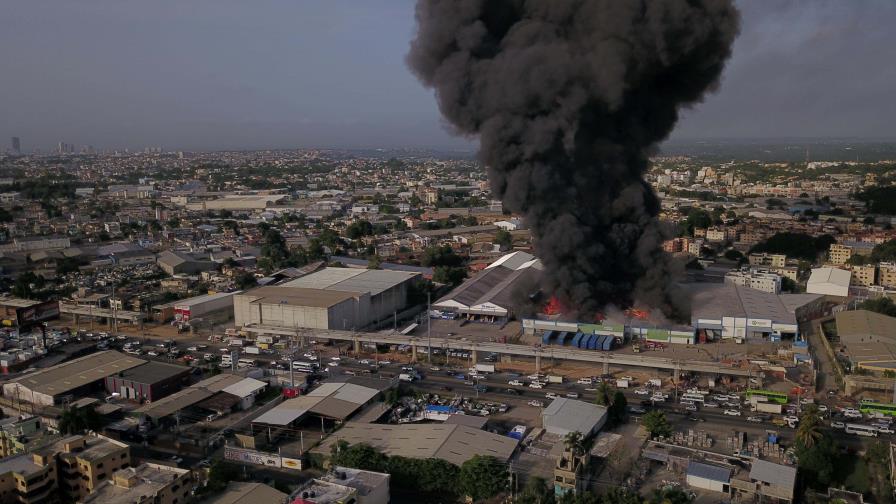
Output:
(474, 363), (496, 374)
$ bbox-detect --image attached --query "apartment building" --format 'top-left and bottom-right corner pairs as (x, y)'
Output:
(0, 451), (57, 504)
(80, 463), (193, 504)
(880, 262), (896, 289)
(829, 243), (853, 265)
(748, 253), (786, 269)
(851, 264), (876, 287)
(0, 416), (57, 458)
(724, 269), (782, 294)
(705, 227), (726, 242)
(55, 435), (131, 501)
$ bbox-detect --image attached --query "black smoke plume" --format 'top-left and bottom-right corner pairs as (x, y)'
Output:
(408, 0), (739, 322)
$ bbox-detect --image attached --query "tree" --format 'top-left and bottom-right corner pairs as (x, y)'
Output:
(346, 220), (373, 240)
(680, 208), (712, 236)
(858, 297), (896, 318)
(608, 391), (628, 425)
(199, 461), (240, 494)
(516, 477), (554, 504)
(421, 245), (464, 267)
(857, 186), (896, 215)
(796, 434), (836, 490)
(433, 266), (467, 286)
(367, 255), (383, 269)
(642, 411), (672, 439)
(58, 406), (103, 435)
(330, 441), (389, 472)
(649, 487), (693, 504)
(796, 405), (823, 449)
(494, 229), (513, 250)
(234, 271), (257, 290)
(458, 455), (508, 501)
(594, 381), (611, 406)
(749, 232), (834, 262)
(723, 249), (744, 262)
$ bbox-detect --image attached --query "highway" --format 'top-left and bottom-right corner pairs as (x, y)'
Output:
(241, 324), (754, 377)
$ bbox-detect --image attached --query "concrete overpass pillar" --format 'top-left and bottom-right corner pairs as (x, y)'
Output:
(73, 314), (79, 330)
(411, 342), (418, 362)
(535, 354), (542, 373)
(471, 349), (478, 364)
(602, 361), (609, 376)
(673, 367), (681, 384)
(353, 339), (361, 354)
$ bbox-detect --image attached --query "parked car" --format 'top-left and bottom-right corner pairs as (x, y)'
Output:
(565, 392), (580, 399)
(508, 380), (524, 386)
(545, 392), (559, 399)
(529, 382), (544, 389)
(634, 389), (650, 396)
(723, 409), (741, 416)
(685, 404), (698, 412)
(528, 400), (545, 407)
(831, 421), (846, 429)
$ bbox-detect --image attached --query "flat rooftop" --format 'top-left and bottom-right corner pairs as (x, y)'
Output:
(283, 267), (419, 296)
(117, 361), (190, 384)
(238, 286), (359, 308)
(82, 463), (190, 504)
(691, 283), (797, 325)
(202, 482), (287, 504)
(314, 422), (518, 466)
(10, 351), (145, 396)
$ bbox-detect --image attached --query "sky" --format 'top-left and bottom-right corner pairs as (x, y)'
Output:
(1, 0), (894, 152)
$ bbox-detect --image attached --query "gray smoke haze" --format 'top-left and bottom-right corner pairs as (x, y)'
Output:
(408, 0), (740, 321)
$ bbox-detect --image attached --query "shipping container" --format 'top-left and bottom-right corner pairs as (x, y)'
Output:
(585, 334), (597, 350)
(595, 335), (608, 351)
(542, 331), (555, 345)
(556, 332), (571, 345)
(602, 336), (614, 351)
(571, 332), (584, 348)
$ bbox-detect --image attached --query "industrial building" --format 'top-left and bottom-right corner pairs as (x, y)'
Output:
(103, 361), (192, 402)
(806, 267), (851, 297)
(316, 422), (519, 466)
(691, 283), (819, 341)
(136, 374), (266, 424)
(541, 398), (608, 437)
(203, 482), (288, 504)
(832, 310), (896, 373)
(3, 351), (145, 407)
(172, 290), (239, 323)
(433, 251), (542, 321)
(295, 466), (390, 504)
(235, 268), (420, 330)
(252, 381), (381, 427)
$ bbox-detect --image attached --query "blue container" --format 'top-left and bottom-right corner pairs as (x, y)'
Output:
(542, 330), (555, 345)
(585, 335), (597, 350)
(602, 336), (613, 351)
(571, 332), (584, 348)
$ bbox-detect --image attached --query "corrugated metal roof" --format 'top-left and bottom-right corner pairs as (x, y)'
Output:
(252, 396), (325, 426)
(749, 459), (796, 490)
(542, 398), (608, 436)
(221, 377), (267, 398)
(687, 460), (731, 482)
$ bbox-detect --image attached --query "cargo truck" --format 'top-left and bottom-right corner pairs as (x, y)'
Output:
(547, 375), (564, 384)
(243, 346), (260, 355)
(647, 378), (662, 387)
(752, 402), (783, 414)
(616, 379), (630, 388)
(474, 363), (496, 374)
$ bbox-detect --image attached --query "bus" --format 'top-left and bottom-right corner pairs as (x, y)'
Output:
(680, 393), (705, 404)
(859, 400), (896, 417)
(237, 358), (256, 369)
(845, 423), (879, 437)
(292, 360), (318, 373)
(744, 389), (788, 405)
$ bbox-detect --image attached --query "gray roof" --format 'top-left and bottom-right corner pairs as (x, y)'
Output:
(252, 382), (379, 425)
(749, 459), (797, 490)
(434, 253), (540, 311)
(691, 283), (796, 324)
(116, 361), (190, 384)
(542, 398), (608, 435)
(687, 460), (731, 482)
(282, 267), (419, 296)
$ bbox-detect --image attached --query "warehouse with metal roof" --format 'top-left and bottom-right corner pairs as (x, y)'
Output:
(2, 351), (146, 406)
(690, 283), (814, 341)
(833, 309), (896, 373)
(235, 267), (421, 330)
(541, 398), (608, 437)
(136, 374), (262, 423)
(433, 251), (542, 320)
(252, 382), (380, 427)
(314, 422), (519, 466)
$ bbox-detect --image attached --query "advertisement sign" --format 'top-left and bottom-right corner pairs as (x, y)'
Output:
(16, 301), (60, 327)
(223, 446), (281, 468)
(280, 457), (304, 470)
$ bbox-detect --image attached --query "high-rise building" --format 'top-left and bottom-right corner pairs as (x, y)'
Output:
(10, 137), (20, 153)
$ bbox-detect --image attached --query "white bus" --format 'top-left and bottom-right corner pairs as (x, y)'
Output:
(845, 423), (878, 437)
(292, 360), (318, 373)
(237, 358), (256, 369)
(680, 393), (705, 404)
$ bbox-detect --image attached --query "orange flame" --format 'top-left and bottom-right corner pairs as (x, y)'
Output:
(626, 308), (650, 320)
(544, 296), (563, 315)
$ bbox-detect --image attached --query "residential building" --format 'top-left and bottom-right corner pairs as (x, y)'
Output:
(851, 264), (876, 287)
(554, 445), (589, 497)
(0, 416), (57, 458)
(294, 467), (390, 504)
(80, 463), (193, 504)
(0, 450), (58, 504)
(705, 227), (726, 242)
(748, 253), (786, 269)
(724, 269), (782, 294)
(729, 459), (797, 504)
(880, 262), (896, 289)
(829, 243), (853, 265)
(686, 460), (731, 494)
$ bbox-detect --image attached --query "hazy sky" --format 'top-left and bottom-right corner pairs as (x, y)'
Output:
(2, 1), (894, 151)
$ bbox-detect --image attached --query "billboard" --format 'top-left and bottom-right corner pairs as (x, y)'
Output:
(16, 301), (60, 327)
(223, 446), (281, 468)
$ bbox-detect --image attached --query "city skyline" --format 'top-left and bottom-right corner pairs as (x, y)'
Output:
(2, 1), (895, 151)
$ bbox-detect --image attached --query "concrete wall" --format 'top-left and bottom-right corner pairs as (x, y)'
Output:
(234, 294), (361, 330)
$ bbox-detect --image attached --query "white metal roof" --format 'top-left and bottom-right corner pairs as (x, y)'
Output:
(542, 398), (608, 435)
(221, 377), (267, 398)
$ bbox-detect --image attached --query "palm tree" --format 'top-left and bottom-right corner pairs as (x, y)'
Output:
(564, 431), (583, 454)
(595, 381), (611, 406)
(797, 404), (823, 449)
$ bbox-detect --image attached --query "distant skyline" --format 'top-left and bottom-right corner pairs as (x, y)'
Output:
(2, 1), (895, 152)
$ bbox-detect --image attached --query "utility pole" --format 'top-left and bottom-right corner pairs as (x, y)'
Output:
(427, 293), (432, 364)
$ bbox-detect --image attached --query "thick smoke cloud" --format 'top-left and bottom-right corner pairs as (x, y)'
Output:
(408, 0), (739, 322)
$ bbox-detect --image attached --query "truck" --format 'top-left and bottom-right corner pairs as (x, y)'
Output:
(547, 375), (564, 384)
(399, 373), (416, 382)
(474, 363), (496, 374)
(752, 402), (783, 414)
(616, 379), (630, 388)
(227, 338), (245, 347)
(243, 346), (261, 355)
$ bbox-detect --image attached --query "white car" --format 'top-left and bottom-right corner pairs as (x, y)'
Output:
(379, 360), (391, 365)
(577, 378), (593, 385)
(147, 351), (158, 357)
(877, 426), (895, 435)
(529, 382), (544, 389)
(330, 356), (341, 361)
(508, 380), (524, 386)
(817, 404), (828, 412)
(831, 421), (846, 429)
(328, 362), (339, 367)
(784, 415), (799, 424)
(359, 359), (371, 365)
(634, 389), (650, 396)
(723, 409), (741, 416)
(843, 408), (863, 419)
(187, 346), (198, 352)
(746, 416), (763, 423)
(527, 374), (544, 381)
(528, 400), (544, 407)
(545, 392), (559, 399)
(703, 402), (719, 408)
(565, 392), (580, 399)
(685, 404), (698, 411)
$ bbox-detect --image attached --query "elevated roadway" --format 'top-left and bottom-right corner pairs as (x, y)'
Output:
(241, 324), (753, 377)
